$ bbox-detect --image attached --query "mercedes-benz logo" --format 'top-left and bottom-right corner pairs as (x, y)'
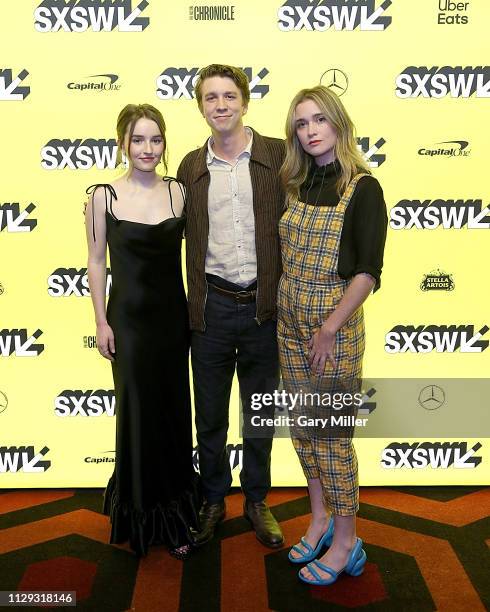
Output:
(418, 385), (445, 410)
(0, 282), (4, 296)
(320, 68), (349, 96)
(0, 391), (8, 414)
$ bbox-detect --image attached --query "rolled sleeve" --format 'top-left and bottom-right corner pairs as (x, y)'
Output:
(352, 177), (387, 292)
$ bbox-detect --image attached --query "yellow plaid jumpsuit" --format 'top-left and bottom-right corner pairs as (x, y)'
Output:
(277, 174), (368, 516)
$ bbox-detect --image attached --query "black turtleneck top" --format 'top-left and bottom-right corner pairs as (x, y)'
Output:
(298, 160), (387, 291)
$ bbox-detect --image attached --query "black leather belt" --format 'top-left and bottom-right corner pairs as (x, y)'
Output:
(208, 282), (257, 304)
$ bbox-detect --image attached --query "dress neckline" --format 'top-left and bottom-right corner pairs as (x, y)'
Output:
(105, 210), (183, 227)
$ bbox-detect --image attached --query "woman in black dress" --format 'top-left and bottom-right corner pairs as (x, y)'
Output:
(85, 104), (201, 559)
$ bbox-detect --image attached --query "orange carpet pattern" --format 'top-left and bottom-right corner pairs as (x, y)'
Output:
(1, 486), (489, 611)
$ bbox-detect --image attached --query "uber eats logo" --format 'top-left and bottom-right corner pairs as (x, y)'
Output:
(41, 138), (118, 170)
(390, 199), (490, 229)
(277, 0), (392, 31)
(396, 66), (490, 98)
(0, 203), (37, 233)
(34, 0), (150, 32)
(156, 67), (269, 100)
(55, 390), (115, 417)
(48, 268), (112, 297)
(0, 69), (30, 101)
(0, 446), (51, 472)
(385, 325), (489, 353)
(0, 330), (44, 357)
(381, 442), (482, 469)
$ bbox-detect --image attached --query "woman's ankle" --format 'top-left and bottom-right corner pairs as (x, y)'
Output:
(310, 513), (330, 529)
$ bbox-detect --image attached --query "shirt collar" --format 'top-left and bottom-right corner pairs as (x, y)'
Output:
(207, 127), (253, 164)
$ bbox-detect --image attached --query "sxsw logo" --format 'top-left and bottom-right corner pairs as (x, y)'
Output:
(358, 387), (377, 415)
(390, 199), (490, 229)
(41, 138), (118, 170)
(34, 0), (150, 32)
(48, 268), (112, 297)
(55, 390), (115, 417)
(381, 442), (482, 469)
(0, 69), (30, 101)
(0, 203), (37, 233)
(193, 444), (242, 471)
(0, 446), (51, 472)
(277, 0), (392, 31)
(0, 329), (44, 357)
(357, 137), (386, 168)
(396, 66), (490, 98)
(156, 67), (269, 100)
(385, 324), (489, 353)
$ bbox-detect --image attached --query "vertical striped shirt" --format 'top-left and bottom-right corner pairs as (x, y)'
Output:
(205, 128), (256, 286)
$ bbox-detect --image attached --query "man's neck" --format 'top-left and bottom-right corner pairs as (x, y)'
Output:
(211, 126), (250, 163)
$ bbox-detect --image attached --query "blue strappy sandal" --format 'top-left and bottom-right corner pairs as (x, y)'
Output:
(298, 537), (366, 585)
(288, 517), (334, 564)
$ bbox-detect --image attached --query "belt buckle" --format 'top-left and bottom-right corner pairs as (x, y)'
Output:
(235, 290), (251, 304)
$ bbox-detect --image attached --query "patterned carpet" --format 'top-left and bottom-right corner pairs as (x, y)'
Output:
(1, 486), (489, 611)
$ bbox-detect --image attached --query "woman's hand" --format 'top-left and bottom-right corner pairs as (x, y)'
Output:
(308, 324), (336, 375)
(96, 322), (115, 361)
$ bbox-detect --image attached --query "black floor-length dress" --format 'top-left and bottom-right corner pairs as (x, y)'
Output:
(86, 180), (201, 556)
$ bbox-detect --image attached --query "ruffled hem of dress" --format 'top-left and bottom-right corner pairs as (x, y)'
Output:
(103, 471), (202, 556)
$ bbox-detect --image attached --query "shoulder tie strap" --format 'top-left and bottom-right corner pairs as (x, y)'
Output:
(163, 177), (186, 217)
(85, 184), (118, 241)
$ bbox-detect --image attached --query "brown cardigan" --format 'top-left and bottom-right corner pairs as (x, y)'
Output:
(177, 129), (285, 331)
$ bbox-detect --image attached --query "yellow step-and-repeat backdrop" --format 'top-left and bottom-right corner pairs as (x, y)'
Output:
(1, 1), (489, 487)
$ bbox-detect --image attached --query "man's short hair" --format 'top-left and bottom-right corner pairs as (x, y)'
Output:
(194, 64), (250, 111)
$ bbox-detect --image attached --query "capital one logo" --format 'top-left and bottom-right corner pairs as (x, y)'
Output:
(357, 137), (386, 168)
(381, 442), (482, 469)
(156, 67), (269, 100)
(55, 390), (115, 416)
(34, 0), (150, 32)
(277, 0), (392, 31)
(396, 66), (490, 98)
(41, 139), (118, 169)
(0, 446), (51, 473)
(0, 329), (44, 357)
(385, 324), (489, 353)
(48, 268), (112, 297)
(0, 203), (37, 232)
(0, 69), (30, 101)
(390, 199), (490, 230)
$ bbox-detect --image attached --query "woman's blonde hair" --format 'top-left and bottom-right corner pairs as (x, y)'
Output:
(116, 103), (168, 171)
(280, 85), (370, 203)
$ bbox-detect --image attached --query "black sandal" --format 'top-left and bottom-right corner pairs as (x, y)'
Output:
(169, 544), (192, 560)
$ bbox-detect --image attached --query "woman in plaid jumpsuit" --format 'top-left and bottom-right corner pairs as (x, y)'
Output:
(278, 86), (387, 585)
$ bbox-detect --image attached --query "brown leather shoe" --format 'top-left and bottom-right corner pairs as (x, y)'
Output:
(243, 500), (284, 548)
(192, 501), (226, 547)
